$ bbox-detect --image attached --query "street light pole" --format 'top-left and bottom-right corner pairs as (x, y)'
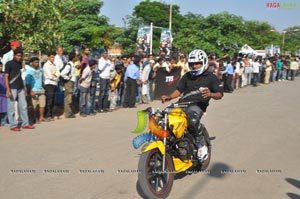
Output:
(169, 0), (172, 32)
(122, 18), (126, 30)
(282, 31), (286, 54)
(150, 23), (163, 55)
(282, 28), (299, 55)
(150, 22), (153, 55)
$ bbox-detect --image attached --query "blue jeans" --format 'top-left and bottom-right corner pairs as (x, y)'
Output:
(117, 85), (125, 107)
(79, 86), (90, 115)
(7, 89), (29, 128)
(282, 69), (287, 80)
(184, 105), (205, 146)
(271, 70), (277, 82)
(276, 70), (282, 81)
(90, 84), (97, 113)
(73, 76), (80, 103)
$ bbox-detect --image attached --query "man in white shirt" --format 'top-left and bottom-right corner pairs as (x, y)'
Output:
(252, 58), (260, 86)
(290, 58), (299, 81)
(43, 52), (59, 121)
(54, 47), (67, 71)
(234, 58), (241, 89)
(162, 57), (171, 72)
(97, 51), (113, 112)
(140, 60), (155, 104)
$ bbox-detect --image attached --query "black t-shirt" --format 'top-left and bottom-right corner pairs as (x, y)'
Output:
(4, 60), (24, 89)
(177, 70), (223, 112)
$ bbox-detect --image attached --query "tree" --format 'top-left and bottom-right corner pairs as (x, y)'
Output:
(2, 0), (296, 57)
(281, 26), (300, 55)
(0, 0), (116, 53)
(57, 0), (114, 52)
(131, 0), (184, 54)
(243, 21), (279, 49)
(0, 0), (65, 52)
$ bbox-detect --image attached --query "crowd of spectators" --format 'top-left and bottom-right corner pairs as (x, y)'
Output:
(0, 41), (299, 131)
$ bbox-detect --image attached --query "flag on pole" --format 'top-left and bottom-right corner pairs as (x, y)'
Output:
(159, 28), (173, 56)
(136, 25), (151, 55)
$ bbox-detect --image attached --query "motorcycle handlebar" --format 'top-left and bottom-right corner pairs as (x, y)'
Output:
(166, 101), (195, 109)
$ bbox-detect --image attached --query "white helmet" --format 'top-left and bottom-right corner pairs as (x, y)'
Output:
(188, 49), (208, 76)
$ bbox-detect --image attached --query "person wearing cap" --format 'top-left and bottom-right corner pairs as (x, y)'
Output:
(140, 59), (155, 104)
(2, 41), (20, 72)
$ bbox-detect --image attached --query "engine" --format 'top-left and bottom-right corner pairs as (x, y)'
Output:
(174, 138), (195, 161)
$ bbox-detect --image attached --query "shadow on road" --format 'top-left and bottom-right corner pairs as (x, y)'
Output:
(286, 178), (300, 189)
(174, 161), (231, 180)
(286, 178), (300, 199)
(176, 162), (231, 199)
(287, 193), (300, 199)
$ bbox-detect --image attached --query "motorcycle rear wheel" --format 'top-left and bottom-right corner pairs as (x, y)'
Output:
(138, 149), (174, 199)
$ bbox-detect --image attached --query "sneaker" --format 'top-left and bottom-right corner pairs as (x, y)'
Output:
(66, 115), (76, 118)
(11, 127), (21, 131)
(22, 125), (35, 129)
(197, 145), (208, 162)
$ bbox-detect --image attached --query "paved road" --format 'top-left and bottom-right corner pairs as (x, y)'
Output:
(1, 78), (300, 199)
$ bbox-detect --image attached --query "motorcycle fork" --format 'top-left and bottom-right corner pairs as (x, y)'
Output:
(162, 113), (168, 171)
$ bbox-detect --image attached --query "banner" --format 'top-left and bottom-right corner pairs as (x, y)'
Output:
(136, 25), (151, 55)
(154, 67), (181, 100)
(273, 45), (280, 54)
(265, 45), (280, 56)
(159, 28), (173, 56)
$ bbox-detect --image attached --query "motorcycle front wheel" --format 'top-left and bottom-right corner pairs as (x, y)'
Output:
(200, 124), (211, 171)
(138, 149), (174, 199)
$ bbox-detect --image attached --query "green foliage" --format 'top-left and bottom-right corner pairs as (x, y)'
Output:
(116, 2), (297, 57)
(1, 0), (298, 56)
(57, 0), (113, 52)
(0, 0), (115, 54)
(0, 0), (64, 52)
(282, 26), (300, 55)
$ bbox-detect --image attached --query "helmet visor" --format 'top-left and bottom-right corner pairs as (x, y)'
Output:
(188, 62), (203, 69)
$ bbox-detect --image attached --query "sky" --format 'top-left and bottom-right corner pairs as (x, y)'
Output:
(100, 0), (300, 32)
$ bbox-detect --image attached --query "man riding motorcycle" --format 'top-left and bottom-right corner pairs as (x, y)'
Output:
(161, 49), (223, 162)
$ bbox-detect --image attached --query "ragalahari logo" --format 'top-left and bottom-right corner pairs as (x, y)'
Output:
(266, 2), (298, 9)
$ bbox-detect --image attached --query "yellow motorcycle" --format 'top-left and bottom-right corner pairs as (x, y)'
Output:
(132, 100), (213, 199)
